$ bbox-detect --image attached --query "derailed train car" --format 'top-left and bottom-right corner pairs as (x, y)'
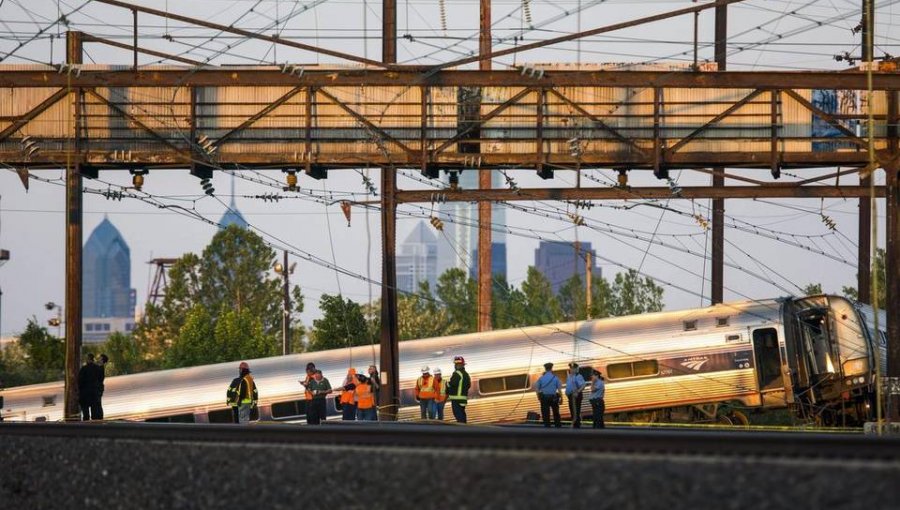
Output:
(0, 295), (887, 426)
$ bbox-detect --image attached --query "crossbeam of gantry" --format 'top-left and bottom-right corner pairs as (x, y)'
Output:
(0, 67), (898, 173)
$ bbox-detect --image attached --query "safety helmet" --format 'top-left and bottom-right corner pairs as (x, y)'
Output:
(453, 356), (465, 365)
(239, 361), (250, 371)
(434, 368), (442, 375)
(421, 366), (430, 374)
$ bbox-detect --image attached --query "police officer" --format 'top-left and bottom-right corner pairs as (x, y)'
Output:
(565, 362), (586, 428)
(535, 362), (562, 428)
(227, 362), (258, 424)
(447, 356), (471, 423)
(78, 353), (104, 421)
(589, 370), (606, 429)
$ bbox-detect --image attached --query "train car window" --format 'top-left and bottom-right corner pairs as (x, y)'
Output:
(333, 397), (343, 412)
(683, 320), (697, 331)
(271, 399), (308, 419)
(717, 317), (730, 327)
(607, 363), (633, 380)
(41, 395), (56, 407)
(633, 360), (659, 377)
(207, 409), (234, 424)
(478, 374), (529, 394)
(607, 360), (659, 380)
(146, 413), (196, 423)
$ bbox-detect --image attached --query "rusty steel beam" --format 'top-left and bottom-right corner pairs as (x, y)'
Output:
(432, 87), (535, 155)
(93, 0), (388, 69)
(711, 2), (727, 305)
(436, 0), (746, 70)
(317, 88), (416, 157)
(81, 32), (203, 66)
(0, 87), (68, 142)
(383, 0), (397, 64)
(87, 88), (192, 161)
(4, 69), (900, 90)
(2, 150), (884, 169)
(548, 88), (647, 157)
(394, 185), (885, 203)
(216, 86), (304, 145)
(666, 89), (764, 156)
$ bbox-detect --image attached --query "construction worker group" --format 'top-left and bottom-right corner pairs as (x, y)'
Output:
(226, 356), (606, 427)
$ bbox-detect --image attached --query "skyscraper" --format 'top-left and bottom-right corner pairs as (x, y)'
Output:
(83, 217), (136, 342)
(397, 221), (438, 294)
(218, 173), (248, 228)
(435, 170), (507, 280)
(534, 241), (602, 294)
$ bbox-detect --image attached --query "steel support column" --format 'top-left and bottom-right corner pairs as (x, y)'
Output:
(477, 0), (493, 332)
(383, 0), (396, 64)
(379, 166), (400, 420)
(379, 0), (400, 420)
(711, 2), (727, 305)
(64, 31), (83, 421)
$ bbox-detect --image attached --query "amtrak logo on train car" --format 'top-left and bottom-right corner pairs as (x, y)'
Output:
(681, 358), (709, 371)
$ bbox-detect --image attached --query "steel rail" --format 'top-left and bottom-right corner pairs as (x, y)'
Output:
(2, 422), (898, 461)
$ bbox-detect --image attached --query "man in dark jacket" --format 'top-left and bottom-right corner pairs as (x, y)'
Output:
(77, 353), (104, 421)
(227, 362), (258, 424)
(447, 356), (471, 423)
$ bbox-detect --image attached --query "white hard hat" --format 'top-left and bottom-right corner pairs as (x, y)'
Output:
(421, 366), (430, 373)
(433, 368), (442, 375)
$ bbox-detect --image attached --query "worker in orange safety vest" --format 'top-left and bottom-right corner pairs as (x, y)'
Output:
(415, 366), (436, 419)
(339, 368), (358, 420)
(431, 368), (448, 420)
(354, 372), (377, 421)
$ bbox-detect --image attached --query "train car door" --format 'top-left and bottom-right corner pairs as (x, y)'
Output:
(752, 328), (785, 407)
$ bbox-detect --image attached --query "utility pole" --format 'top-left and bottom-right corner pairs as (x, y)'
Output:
(585, 251), (592, 320)
(0, 196), (8, 338)
(64, 30), (84, 421)
(274, 250), (294, 356)
(858, 0), (873, 305)
(710, 3), (727, 305)
(379, 0), (400, 421)
(477, 0), (493, 333)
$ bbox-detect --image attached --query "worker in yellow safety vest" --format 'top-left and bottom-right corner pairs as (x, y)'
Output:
(415, 366), (436, 419)
(300, 362), (316, 425)
(354, 372), (377, 421)
(226, 361), (258, 425)
(447, 356), (471, 423)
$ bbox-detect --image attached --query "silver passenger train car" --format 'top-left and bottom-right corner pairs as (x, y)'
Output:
(0, 295), (887, 426)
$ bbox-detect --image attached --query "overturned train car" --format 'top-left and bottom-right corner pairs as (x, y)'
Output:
(0, 295), (887, 426)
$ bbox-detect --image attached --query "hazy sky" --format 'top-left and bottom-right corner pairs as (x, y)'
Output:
(0, 0), (894, 337)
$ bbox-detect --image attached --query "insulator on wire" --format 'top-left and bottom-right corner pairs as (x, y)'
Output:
(430, 216), (444, 231)
(821, 214), (837, 231)
(200, 178), (215, 196)
(340, 201), (352, 227)
(567, 212), (585, 227)
(439, 0), (447, 34)
(522, 0), (532, 25)
(693, 214), (710, 231)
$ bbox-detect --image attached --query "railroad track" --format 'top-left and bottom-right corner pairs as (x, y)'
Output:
(2, 421), (898, 461)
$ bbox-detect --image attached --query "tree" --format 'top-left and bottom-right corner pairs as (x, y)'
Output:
(101, 332), (143, 376)
(558, 275), (587, 321)
(435, 268), (477, 334)
(398, 281), (452, 340)
(308, 294), (374, 352)
(842, 248), (887, 307)
(18, 318), (65, 378)
(802, 283), (823, 296)
(608, 269), (664, 316)
(146, 226), (305, 368)
(520, 267), (562, 326)
(492, 275), (528, 329)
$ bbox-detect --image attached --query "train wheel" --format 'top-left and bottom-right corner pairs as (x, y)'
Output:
(716, 414), (733, 426)
(729, 410), (750, 427)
